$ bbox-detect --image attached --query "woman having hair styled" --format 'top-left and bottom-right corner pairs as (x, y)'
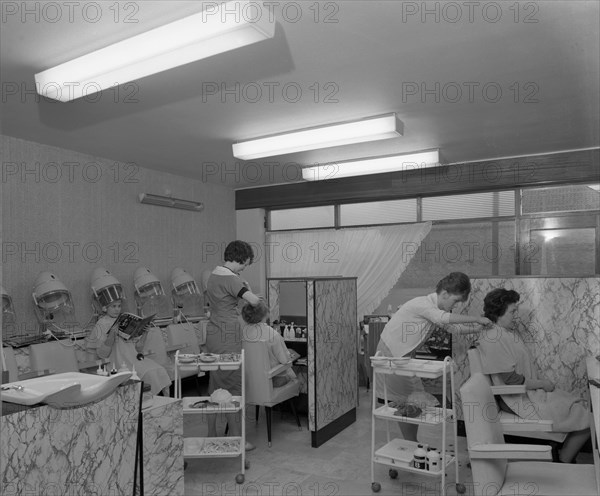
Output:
(476, 288), (590, 463)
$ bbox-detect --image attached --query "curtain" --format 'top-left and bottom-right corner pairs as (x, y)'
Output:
(267, 222), (432, 318)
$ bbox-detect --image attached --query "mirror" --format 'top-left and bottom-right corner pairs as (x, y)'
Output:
(278, 281), (307, 326)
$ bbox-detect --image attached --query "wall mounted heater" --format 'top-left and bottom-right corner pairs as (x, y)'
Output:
(138, 193), (203, 211)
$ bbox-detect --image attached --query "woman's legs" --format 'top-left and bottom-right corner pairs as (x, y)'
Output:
(559, 429), (590, 463)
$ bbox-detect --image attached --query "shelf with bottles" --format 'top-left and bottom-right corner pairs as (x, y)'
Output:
(277, 322), (307, 340)
(373, 438), (454, 477)
(370, 356), (463, 495)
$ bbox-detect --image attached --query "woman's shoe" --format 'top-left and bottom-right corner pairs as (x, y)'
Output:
(245, 442), (256, 451)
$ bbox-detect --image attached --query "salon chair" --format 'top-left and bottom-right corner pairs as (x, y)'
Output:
(243, 340), (302, 447)
(461, 373), (598, 496)
(29, 340), (79, 375)
(467, 346), (566, 461)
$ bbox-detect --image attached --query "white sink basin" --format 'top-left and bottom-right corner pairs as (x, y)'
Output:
(1, 371), (133, 408)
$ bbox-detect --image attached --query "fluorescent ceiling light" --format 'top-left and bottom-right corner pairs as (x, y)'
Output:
(232, 113), (403, 160)
(138, 193), (203, 211)
(35, 0), (275, 102)
(302, 150), (440, 181)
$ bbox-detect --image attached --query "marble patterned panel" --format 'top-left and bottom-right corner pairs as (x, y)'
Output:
(453, 277), (600, 419)
(1, 382), (184, 496)
(142, 396), (184, 495)
(1, 383), (140, 495)
(313, 279), (357, 432)
(268, 280), (280, 322)
(306, 281), (315, 430)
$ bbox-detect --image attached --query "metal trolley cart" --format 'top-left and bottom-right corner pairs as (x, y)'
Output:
(175, 350), (249, 484)
(370, 356), (465, 495)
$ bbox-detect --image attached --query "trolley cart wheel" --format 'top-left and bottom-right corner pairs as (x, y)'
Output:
(236, 474), (245, 484)
(456, 483), (466, 494)
(389, 469), (398, 479)
(371, 482), (381, 492)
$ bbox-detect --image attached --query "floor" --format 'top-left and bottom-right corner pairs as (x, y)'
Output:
(182, 384), (474, 496)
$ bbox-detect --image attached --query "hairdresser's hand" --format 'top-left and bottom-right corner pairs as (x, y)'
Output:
(477, 317), (493, 327)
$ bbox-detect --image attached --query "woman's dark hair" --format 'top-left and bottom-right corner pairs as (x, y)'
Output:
(435, 272), (471, 300)
(241, 300), (268, 324)
(483, 288), (520, 322)
(224, 240), (254, 264)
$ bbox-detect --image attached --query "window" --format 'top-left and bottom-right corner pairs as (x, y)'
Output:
(422, 191), (515, 220)
(270, 206), (334, 230)
(340, 199), (417, 226)
(374, 220), (516, 313)
(521, 184), (600, 214)
(528, 227), (596, 275)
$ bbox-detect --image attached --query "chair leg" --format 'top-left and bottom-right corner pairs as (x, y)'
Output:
(289, 398), (302, 430)
(266, 406), (272, 447)
(255, 405), (260, 423)
(551, 441), (560, 462)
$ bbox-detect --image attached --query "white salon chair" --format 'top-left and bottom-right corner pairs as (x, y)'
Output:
(29, 340), (79, 375)
(243, 340), (302, 446)
(467, 346), (566, 461)
(461, 373), (598, 496)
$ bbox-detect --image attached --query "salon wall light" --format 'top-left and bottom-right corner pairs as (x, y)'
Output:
(138, 193), (203, 212)
(232, 113), (403, 160)
(301, 149), (441, 181)
(35, 0), (275, 102)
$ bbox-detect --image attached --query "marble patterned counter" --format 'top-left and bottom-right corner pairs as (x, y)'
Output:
(141, 395), (184, 495)
(453, 277), (600, 419)
(1, 381), (183, 496)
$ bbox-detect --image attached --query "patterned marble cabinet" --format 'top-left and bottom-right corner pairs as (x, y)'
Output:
(1, 381), (183, 496)
(268, 277), (358, 447)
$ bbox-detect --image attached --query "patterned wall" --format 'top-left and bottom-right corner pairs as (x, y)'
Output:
(453, 277), (600, 417)
(1, 135), (236, 340)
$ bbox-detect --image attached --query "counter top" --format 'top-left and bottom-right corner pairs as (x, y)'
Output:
(1, 377), (142, 417)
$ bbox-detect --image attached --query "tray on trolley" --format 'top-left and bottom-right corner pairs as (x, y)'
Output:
(369, 357), (450, 378)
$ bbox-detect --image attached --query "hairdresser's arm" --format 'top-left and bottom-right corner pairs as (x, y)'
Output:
(444, 315), (492, 335)
(241, 290), (261, 306)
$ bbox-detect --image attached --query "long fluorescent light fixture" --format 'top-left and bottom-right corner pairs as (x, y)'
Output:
(232, 113), (403, 160)
(138, 193), (203, 212)
(35, 0), (275, 102)
(302, 150), (440, 181)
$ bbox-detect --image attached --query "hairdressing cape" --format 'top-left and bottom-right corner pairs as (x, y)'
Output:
(477, 325), (588, 432)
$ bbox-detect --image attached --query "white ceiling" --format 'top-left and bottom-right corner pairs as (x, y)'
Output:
(1, 1), (598, 190)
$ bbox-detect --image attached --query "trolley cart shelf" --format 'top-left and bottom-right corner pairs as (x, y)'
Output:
(175, 350), (248, 483)
(370, 356), (465, 495)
